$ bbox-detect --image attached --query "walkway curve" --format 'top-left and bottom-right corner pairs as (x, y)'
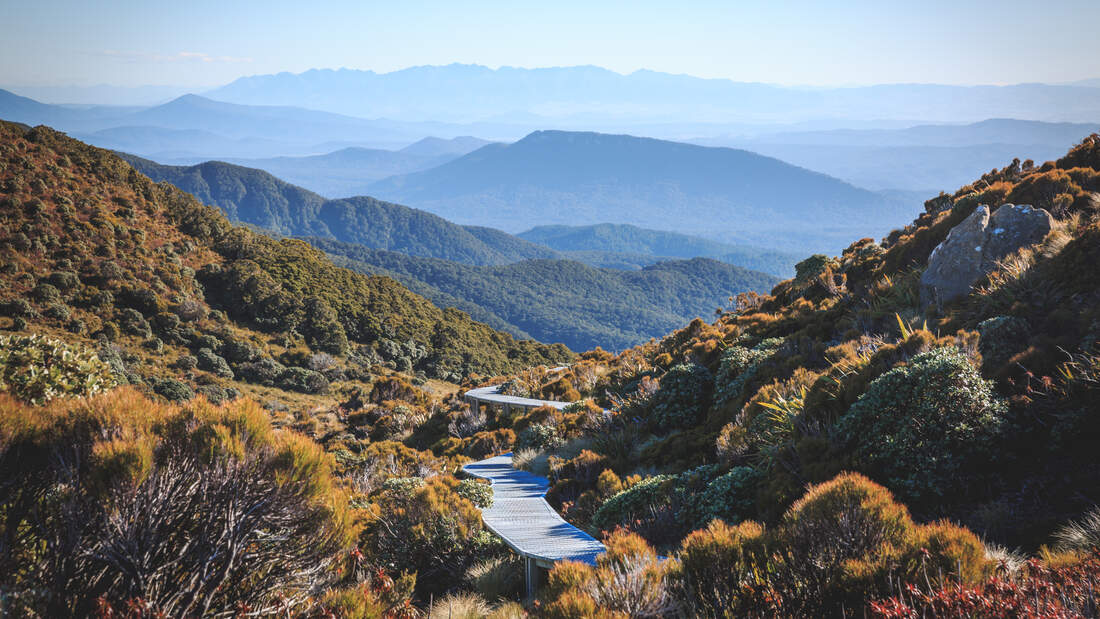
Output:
(462, 453), (605, 567)
(460, 377), (606, 597)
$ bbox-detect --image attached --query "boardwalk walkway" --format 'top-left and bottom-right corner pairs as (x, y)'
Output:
(463, 453), (605, 598)
(461, 376), (606, 597)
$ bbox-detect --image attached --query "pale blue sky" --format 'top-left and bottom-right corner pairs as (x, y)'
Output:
(3, 0), (1099, 88)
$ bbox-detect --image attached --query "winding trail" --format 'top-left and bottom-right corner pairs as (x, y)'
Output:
(461, 383), (605, 597)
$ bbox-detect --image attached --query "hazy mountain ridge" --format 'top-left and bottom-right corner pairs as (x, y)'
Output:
(205, 64), (1100, 123)
(695, 118), (1100, 191)
(367, 129), (915, 253)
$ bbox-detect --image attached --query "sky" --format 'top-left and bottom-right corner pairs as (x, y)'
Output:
(3, 0), (1099, 91)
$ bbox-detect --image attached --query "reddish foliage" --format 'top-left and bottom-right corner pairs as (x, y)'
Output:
(870, 557), (1100, 619)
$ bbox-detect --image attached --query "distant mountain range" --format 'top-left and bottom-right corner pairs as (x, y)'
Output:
(121, 152), (778, 350)
(367, 130), (915, 252)
(209, 137), (493, 198)
(204, 64), (1100, 124)
(695, 119), (1100, 191)
(4, 86), (1096, 202)
(0, 89), (484, 158)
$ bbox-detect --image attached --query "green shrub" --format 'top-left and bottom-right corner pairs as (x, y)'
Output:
(12, 317), (27, 331)
(650, 363), (712, 431)
(456, 478), (493, 508)
(978, 315), (1030, 369)
(47, 270), (79, 290)
(116, 308), (152, 338)
(43, 303), (70, 321)
(516, 422), (563, 451)
(31, 282), (61, 303)
(194, 384), (229, 405)
(171, 355), (198, 371)
(153, 377), (194, 402)
(278, 367), (329, 394)
(238, 357), (285, 386)
(592, 474), (675, 532)
(794, 254), (835, 284)
(835, 347), (1006, 505)
(696, 466), (763, 526)
(1, 298), (34, 317)
(220, 338), (260, 363)
(0, 334), (117, 404)
(713, 339), (782, 406)
(196, 347), (233, 379)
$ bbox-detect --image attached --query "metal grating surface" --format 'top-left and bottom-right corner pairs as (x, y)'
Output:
(464, 453), (605, 565)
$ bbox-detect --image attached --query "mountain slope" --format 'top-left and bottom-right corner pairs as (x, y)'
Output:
(309, 238), (779, 351)
(118, 153), (561, 266)
(0, 120), (570, 391)
(117, 153), (779, 349)
(368, 130), (912, 251)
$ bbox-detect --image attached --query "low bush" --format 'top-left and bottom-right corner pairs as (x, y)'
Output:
(0, 388), (354, 616)
(835, 347), (1007, 506)
(0, 334), (116, 404)
(196, 347), (233, 379)
(649, 363), (712, 431)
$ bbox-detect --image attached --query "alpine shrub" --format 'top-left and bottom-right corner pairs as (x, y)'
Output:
(835, 347), (1006, 505)
(0, 334), (117, 404)
(649, 363), (712, 431)
(196, 347), (233, 379)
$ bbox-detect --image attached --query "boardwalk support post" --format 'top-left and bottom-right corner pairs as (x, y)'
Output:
(525, 556), (537, 601)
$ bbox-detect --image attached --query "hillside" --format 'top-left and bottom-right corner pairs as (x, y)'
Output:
(367, 130), (914, 252)
(117, 153), (561, 265)
(0, 121), (569, 394)
(5, 121), (1100, 616)
(423, 133), (1100, 615)
(520, 222), (801, 276)
(310, 237), (779, 351)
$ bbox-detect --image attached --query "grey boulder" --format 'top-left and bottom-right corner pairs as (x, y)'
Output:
(920, 204), (1053, 307)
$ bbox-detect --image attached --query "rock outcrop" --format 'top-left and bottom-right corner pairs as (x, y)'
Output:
(920, 204), (1053, 307)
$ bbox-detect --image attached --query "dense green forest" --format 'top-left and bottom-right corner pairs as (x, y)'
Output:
(520, 223), (801, 277)
(312, 237), (778, 351)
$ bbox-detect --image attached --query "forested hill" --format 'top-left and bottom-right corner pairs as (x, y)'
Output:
(0, 121), (570, 388)
(310, 237), (780, 351)
(118, 153), (561, 266)
(366, 130), (914, 251)
(520, 222), (802, 277)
